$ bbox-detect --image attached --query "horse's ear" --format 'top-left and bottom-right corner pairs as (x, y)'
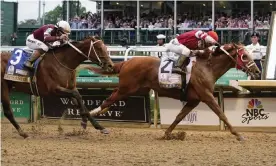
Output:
(94, 35), (101, 40)
(213, 45), (222, 56)
(233, 42), (239, 48)
(237, 41), (244, 48)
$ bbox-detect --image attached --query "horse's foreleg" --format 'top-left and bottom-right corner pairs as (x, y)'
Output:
(204, 95), (244, 141)
(89, 88), (120, 116)
(89, 88), (131, 117)
(70, 97), (88, 129)
(55, 87), (107, 133)
(1, 81), (28, 138)
(164, 101), (199, 139)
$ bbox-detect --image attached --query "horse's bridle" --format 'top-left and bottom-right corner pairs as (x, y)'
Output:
(218, 45), (256, 74)
(66, 39), (104, 67)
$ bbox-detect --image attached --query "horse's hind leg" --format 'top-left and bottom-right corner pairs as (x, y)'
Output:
(1, 81), (28, 138)
(164, 101), (199, 139)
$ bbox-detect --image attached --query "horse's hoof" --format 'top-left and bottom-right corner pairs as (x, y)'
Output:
(100, 129), (109, 134)
(20, 132), (29, 139)
(162, 133), (172, 140)
(81, 122), (87, 129)
(237, 135), (245, 141)
(175, 131), (186, 141)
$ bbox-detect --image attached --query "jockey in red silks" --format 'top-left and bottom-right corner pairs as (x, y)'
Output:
(166, 30), (219, 73)
(24, 20), (71, 69)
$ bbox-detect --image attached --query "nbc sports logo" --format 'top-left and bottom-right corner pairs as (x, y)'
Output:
(247, 99), (263, 109)
(241, 99), (269, 124)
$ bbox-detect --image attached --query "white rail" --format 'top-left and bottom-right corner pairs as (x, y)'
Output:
(1, 45), (267, 62)
(0, 46), (168, 60)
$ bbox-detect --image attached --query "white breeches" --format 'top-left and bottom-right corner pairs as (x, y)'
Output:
(166, 38), (191, 57)
(26, 34), (49, 52)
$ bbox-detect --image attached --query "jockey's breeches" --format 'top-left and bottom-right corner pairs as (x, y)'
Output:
(166, 38), (191, 57)
(26, 34), (49, 52)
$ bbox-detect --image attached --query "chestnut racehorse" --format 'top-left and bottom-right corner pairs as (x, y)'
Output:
(82, 43), (260, 141)
(1, 36), (114, 138)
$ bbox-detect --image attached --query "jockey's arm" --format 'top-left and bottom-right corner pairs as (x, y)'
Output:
(190, 49), (210, 58)
(44, 34), (61, 43)
(195, 30), (217, 45)
(43, 27), (64, 43)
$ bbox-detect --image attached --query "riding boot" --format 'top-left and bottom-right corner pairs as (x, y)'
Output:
(172, 55), (187, 75)
(24, 50), (42, 69)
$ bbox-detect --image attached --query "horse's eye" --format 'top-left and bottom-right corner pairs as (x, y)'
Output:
(241, 54), (250, 62)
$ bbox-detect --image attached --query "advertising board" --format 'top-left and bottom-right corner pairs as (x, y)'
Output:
(159, 97), (220, 128)
(41, 89), (151, 123)
(0, 92), (32, 123)
(216, 68), (248, 85)
(224, 97), (276, 127)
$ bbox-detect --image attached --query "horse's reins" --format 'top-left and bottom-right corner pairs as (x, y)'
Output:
(52, 39), (104, 71)
(56, 24), (103, 65)
(67, 40), (103, 66)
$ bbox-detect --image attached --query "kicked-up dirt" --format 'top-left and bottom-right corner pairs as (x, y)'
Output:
(2, 123), (276, 166)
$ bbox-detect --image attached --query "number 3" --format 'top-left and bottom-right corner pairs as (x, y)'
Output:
(10, 49), (23, 65)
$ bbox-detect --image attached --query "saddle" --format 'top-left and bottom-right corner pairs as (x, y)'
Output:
(4, 48), (45, 96)
(158, 56), (194, 102)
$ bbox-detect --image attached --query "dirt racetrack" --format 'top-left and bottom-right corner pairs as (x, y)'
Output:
(2, 122), (276, 166)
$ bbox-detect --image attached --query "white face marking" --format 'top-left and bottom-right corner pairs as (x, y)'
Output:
(243, 48), (254, 61)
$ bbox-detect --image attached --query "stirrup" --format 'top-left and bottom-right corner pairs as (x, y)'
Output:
(24, 61), (33, 69)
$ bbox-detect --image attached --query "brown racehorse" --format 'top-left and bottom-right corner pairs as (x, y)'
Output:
(82, 43), (260, 141)
(1, 36), (114, 138)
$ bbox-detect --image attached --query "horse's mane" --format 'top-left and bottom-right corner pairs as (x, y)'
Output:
(212, 42), (244, 56)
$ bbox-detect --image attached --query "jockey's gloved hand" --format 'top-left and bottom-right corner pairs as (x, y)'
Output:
(215, 43), (220, 47)
(60, 34), (69, 41)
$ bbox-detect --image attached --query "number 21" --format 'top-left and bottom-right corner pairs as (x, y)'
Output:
(10, 49), (23, 65)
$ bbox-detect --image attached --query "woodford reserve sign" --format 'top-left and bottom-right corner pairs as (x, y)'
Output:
(41, 89), (151, 123)
(0, 92), (32, 123)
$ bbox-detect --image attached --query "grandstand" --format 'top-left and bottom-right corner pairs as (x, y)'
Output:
(1, 1), (275, 46)
(1, 1), (275, 80)
(1, 1), (275, 79)
(1, 2), (276, 165)
(67, 0), (275, 45)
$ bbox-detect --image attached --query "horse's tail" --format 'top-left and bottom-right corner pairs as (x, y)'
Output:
(77, 62), (125, 76)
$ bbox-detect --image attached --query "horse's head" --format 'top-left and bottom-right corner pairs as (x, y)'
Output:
(80, 36), (114, 72)
(213, 42), (261, 79)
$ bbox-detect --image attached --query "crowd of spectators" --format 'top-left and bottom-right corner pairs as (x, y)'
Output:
(69, 12), (101, 29)
(214, 12), (271, 29)
(69, 12), (271, 30)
